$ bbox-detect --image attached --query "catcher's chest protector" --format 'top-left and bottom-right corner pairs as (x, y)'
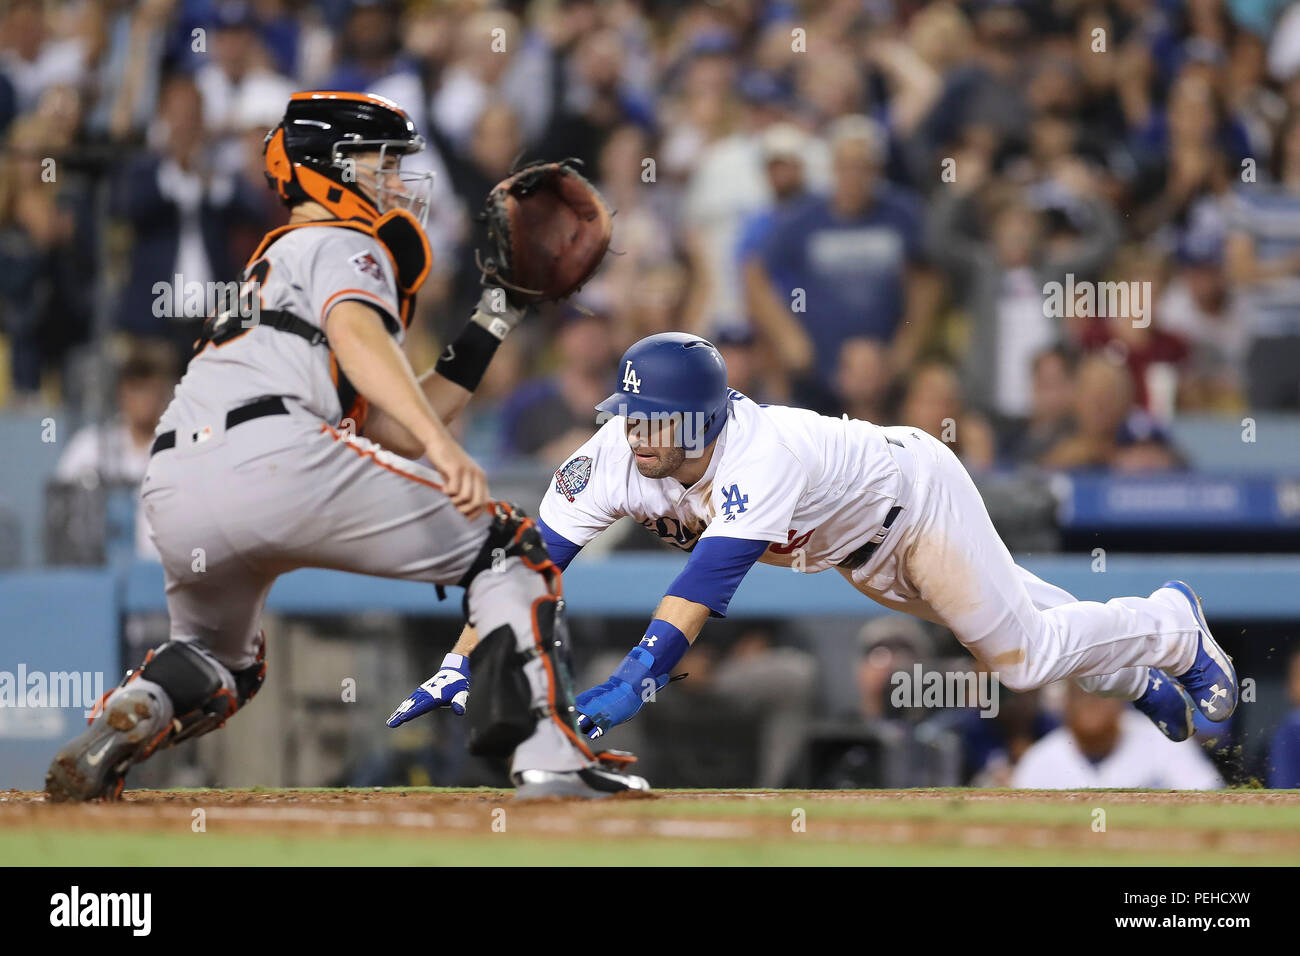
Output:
(209, 210), (432, 429)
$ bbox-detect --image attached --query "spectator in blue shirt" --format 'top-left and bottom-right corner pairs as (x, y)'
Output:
(1268, 647), (1300, 789)
(746, 115), (939, 409)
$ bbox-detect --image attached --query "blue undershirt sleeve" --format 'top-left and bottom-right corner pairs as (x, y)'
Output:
(665, 536), (770, 618)
(536, 517), (583, 572)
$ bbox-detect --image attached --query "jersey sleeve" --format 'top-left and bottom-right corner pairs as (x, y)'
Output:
(536, 517), (583, 571)
(665, 536), (769, 617)
(702, 442), (807, 546)
(538, 429), (626, 547)
(304, 232), (402, 335)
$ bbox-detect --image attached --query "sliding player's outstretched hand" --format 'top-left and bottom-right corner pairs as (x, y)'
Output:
(575, 673), (670, 739)
(387, 653), (470, 727)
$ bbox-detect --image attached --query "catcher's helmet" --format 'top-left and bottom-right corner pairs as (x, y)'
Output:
(596, 332), (731, 449)
(263, 91), (433, 227)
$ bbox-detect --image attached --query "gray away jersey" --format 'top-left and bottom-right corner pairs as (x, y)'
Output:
(158, 224), (404, 432)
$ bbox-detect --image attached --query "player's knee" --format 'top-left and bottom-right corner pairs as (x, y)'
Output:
(990, 659), (1037, 693)
(458, 502), (556, 620)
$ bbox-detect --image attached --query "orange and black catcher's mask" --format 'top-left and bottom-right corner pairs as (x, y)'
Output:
(263, 91), (434, 228)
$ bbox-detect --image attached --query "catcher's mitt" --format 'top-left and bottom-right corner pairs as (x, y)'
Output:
(478, 158), (613, 303)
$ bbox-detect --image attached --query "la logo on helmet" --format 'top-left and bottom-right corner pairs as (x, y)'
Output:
(622, 361), (641, 394)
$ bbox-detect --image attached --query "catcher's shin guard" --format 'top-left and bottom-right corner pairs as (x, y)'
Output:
(45, 637), (266, 801)
(459, 503), (595, 766)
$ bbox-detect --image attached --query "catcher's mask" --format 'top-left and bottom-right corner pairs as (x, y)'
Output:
(263, 91), (434, 229)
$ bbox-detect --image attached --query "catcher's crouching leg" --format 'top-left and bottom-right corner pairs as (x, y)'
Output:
(460, 503), (648, 799)
(44, 635), (266, 802)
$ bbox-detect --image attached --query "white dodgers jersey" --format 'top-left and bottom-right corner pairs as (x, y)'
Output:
(540, 391), (909, 572)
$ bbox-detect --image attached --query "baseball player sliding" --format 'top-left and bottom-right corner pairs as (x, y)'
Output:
(391, 333), (1239, 755)
(46, 92), (645, 801)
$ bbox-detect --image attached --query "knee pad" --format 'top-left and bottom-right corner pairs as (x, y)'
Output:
(457, 502), (559, 599)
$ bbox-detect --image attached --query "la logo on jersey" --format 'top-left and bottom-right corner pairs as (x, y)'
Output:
(622, 361), (641, 394)
(721, 484), (748, 521)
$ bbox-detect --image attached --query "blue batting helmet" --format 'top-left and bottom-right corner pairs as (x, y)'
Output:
(595, 332), (731, 448)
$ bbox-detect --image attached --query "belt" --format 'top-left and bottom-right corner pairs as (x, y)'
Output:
(836, 431), (918, 571)
(150, 396), (290, 456)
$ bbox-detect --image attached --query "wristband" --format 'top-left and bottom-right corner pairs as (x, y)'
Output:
(434, 320), (501, 392)
(612, 619), (690, 687)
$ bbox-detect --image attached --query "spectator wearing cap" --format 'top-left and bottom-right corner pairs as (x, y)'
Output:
(658, 30), (743, 181)
(855, 616), (934, 723)
(735, 122), (813, 270)
(1225, 105), (1300, 409)
(498, 310), (617, 467)
(1111, 410), (1188, 473)
(751, 116), (939, 399)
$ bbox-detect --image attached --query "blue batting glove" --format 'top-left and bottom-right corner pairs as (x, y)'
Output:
(575, 672), (670, 739)
(387, 653), (470, 727)
(575, 622), (690, 738)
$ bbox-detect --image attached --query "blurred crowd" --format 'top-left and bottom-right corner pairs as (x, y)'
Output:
(5, 0), (1300, 479)
(821, 615), (1300, 789)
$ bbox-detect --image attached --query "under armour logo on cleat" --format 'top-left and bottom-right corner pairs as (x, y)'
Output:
(1201, 684), (1227, 714)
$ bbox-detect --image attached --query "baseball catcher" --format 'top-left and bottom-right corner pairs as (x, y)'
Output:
(45, 91), (640, 801)
(391, 333), (1239, 756)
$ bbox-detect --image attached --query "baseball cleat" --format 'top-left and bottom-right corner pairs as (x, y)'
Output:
(1159, 580), (1238, 722)
(44, 685), (170, 802)
(1132, 668), (1196, 742)
(511, 766), (651, 800)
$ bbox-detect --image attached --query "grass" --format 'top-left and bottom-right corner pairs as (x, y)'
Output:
(4, 829), (1295, 867)
(4, 788), (1297, 866)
